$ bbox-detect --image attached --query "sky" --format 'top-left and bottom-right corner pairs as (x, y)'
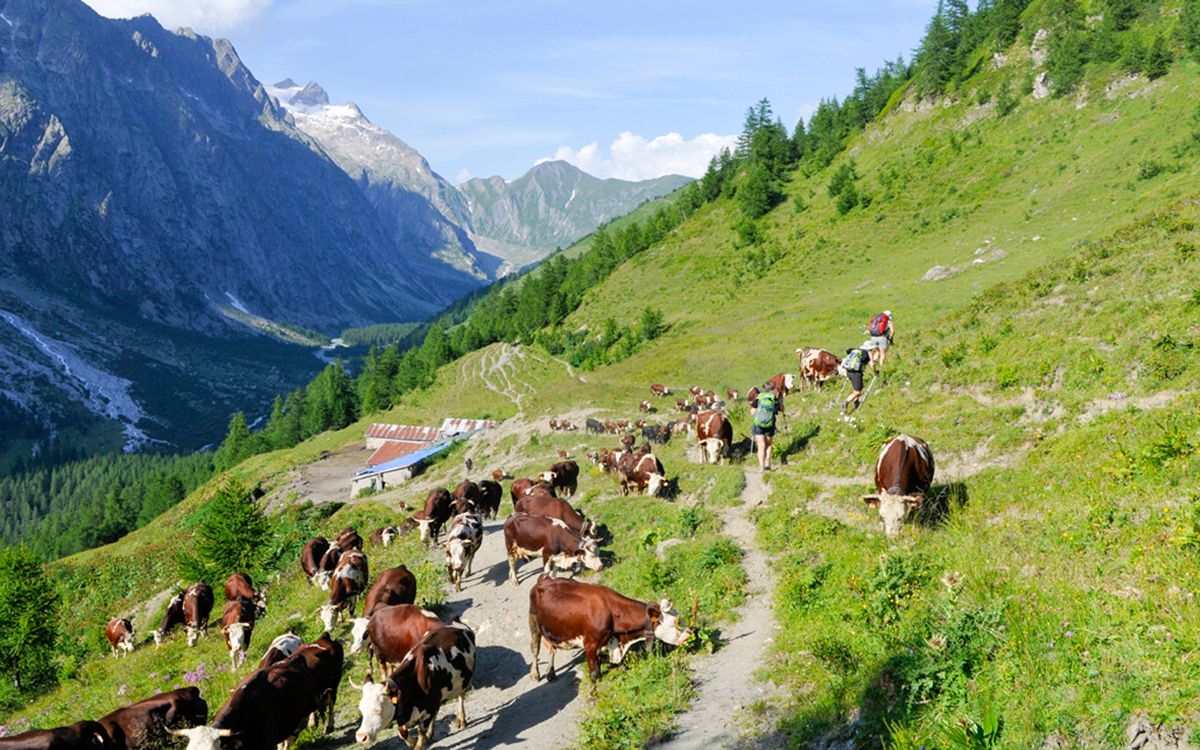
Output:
(83, 0), (936, 184)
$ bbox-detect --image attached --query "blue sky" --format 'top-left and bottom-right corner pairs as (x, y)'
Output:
(84, 0), (936, 183)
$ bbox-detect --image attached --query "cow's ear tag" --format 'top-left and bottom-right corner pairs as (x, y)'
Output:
(390, 695), (399, 704)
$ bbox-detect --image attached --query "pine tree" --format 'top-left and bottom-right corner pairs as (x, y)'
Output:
(1144, 33), (1172, 80)
(638, 307), (664, 341)
(179, 480), (273, 582)
(1183, 0), (1200, 59)
(0, 548), (60, 691)
(215, 411), (253, 471)
(918, 2), (958, 95)
(1104, 0), (1138, 31)
(739, 162), (777, 220)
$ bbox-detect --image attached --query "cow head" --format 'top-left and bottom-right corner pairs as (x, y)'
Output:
(317, 604), (341, 632)
(415, 516), (435, 545)
(646, 473), (666, 497)
(580, 539), (604, 571)
(783, 373), (795, 391)
(185, 625), (203, 648)
(864, 492), (922, 537)
(381, 527), (397, 547)
(223, 624), (249, 667)
(312, 570), (333, 590)
(349, 618), (371, 654)
(699, 438), (724, 465)
(353, 674), (396, 744)
(171, 726), (234, 750)
(653, 599), (691, 646)
(151, 628), (165, 647)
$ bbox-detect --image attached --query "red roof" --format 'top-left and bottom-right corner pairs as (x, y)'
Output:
(439, 418), (499, 434)
(366, 423), (442, 442)
(366, 441), (425, 467)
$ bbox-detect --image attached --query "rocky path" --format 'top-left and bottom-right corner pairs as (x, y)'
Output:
(655, 469), (782, 749)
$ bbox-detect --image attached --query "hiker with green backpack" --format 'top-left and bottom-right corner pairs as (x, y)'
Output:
(841, 345), (876, 414)
(750, 380), (779, 471)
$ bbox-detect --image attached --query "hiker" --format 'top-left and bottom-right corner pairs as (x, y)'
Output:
(841, 345), (873, 414)
(866, 310), (894, 370)
(465, 457), (474, 472)
(749, 380), (779, 471)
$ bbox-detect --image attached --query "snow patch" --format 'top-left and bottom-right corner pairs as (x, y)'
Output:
(564, 188), (577, 210)
(0, 309), (153, 451)
(224, 292), (251, 315)
(1, 12), (12, 27)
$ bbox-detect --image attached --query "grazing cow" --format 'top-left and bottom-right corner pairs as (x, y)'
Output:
(549, 418), (560, 432)
(745, 386), (760, 405)
(369, 525), (399, 548)
(539, 460), (580, 498)
(301, 536), (331, 586)
(639, 400), (652, 413)
(354, 564), (418, 633)
(223, 573), (266, 618)
(585, 418), (605, 434)
(318, 551), (368, 632)
(0, 721), (112, 749)
(559, 420), (575, 431)
(604, 420), (618, 435)
(105, 618), (135, 658)
(650, 383), (670, 397)
(510, 477), (535, 506)
(672, 418), (690, 437)
(528, 576), (691, 684)
(349, 603), (441, 676)
(515, 491), (593, 537)
(688, 385), (703, 397)
(173, 633), (343, 750)
(353, 622), (476, 748)
(695, 409), (733, 465)
(443, 512), (484, 592)
(452, 480), (480, 514)
(152, 592), (185, 647)
(491, 468), (512, 482)
(796, 348), (841, 389)
(257, 631), (303, 670)
(219, 598), (257, 669)
(864, 435), (936, 537)
(182, 583), (214, 648)
(617, 452), (667, 497)
(619, 433), (636, 452)
(334, 527), (364, 551)
(726, 388), (740, 402)
(504, 513), (603, 584)
(99, 687), (208, 750)
(675, 398), (690, 412)
(616, 419), (630, 431)
(414, 488), (455, 546)
(477, 480), (502, 519)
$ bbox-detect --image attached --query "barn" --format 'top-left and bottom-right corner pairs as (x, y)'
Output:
(351, 441), (453, 496)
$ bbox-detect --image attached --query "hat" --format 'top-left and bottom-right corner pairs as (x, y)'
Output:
(884, 310), (892, 317)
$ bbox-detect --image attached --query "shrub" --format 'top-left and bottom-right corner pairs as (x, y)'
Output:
(865, 552), (932, 629)
(995, 82), (1018, 117)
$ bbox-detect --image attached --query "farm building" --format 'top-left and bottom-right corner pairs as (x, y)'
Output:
(351, 441), (453, 496)
(364, 423), (442, 450)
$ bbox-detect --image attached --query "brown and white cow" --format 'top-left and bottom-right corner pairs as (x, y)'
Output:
(650, 383), (670, 397)
(452, 480), (481, 514)
(528, 576), (691, 684)
(99, 687), (207, 750)
(353, 622), (476, 748)
(796, 348), (841, 389)
(347, 564), (419, 652)
(491, 468), (512, 482)
(476, 479), (502, 519)
(515, 490), (594, 537)
(617, 452), (667, 496)
(219, 598), (257, 669)
(549, 418), (560, 432)
(688, 385), (703, 397)
(318, 551), (368, 632)
(349, 603), (442, 676)
(301, 536), (331, 586)
(414, 488), (455, 546)
(182, 583), (214, 648)
(223, 572), (266, 618)
(105, 617), (135, 658)
(726, 388), (740, 402)
(443, 512), (483, 592)
(151, 592), (185, 647)
(639, 400), (652, 413)
(695, 409), (733, 465)
(257, 631), (303, 670)
(370, 526), (399, 548)
(539, 460), (580, 497)
(504, 513), (603, 584)
(0, 721), (112, 749)
(509, 477), (536, 506)
(864, 434), (936, 537)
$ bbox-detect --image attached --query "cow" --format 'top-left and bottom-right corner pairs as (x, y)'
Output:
(347, 565), (420, 650)
(223, 573), (266, 618)
(515, 491), (594, 537)
(765, 373), (796, 418)
(539, 460), (580, 498)
(414, 488), (455, 546)
(696, 409), (733, 465)
(604, 420), (618, 435)
(864, 434), (936, 537)
(745, 386), (760, 405)
(726, 388), (740, 402)
(616, 419), (630, 431)
(617, 452), (666, 497)
(476, 479), (502, 519)
(105, 618), (135, 658)
(353, 622), (475, 749)
(443, 512), (483, 592)
(796, 347), (841, 389)
(650, 383), (670, 397)
(219, 598), (257, 669)
(99, 687), (208, 750)
(371, 525), (399, 548)
(257, 631), (303, 670)
(688, 385), (703, 397)
(172, 633), (343, 750)
(675, 398), (689, 412)
(334, 527), (364, 551)
(585, 418), (605, 434)
(0, 721), (112, 749)
(549, 418), (560, 432)
(301, 536), (331, 586)
(639, 400), (652, 413)
(528, 576), (691, 685)
(672, 418), (690, 437)
(559, 420), (575, 431)
(349, 603), (441, 677)
(491, 468), (512, 482)
(619, 433), (636, 451)
(182, 583), (214, 648)
(318, 550), (368, 632)
(151, 592), (185, 647)
(504, 513), (603, 584)
(510, 477), (535, 506)
(452, 480), (481, 514)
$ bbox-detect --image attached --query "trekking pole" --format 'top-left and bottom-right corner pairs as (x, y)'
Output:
(859, 373), (880, 407)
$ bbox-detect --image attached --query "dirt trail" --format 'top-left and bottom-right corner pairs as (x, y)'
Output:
(655, 469), (783, 750)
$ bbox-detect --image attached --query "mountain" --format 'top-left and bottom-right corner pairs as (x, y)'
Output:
(459, 160), (693, 267)
(0, 0), (482, 461)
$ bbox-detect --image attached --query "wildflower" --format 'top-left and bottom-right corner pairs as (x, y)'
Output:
(941, 571), (964, 592)
(927, 633), (947, 651)
(117, 684), (128, 696)
(0, 726), (8, 739)
(148, 672), (157, 679)
(1065, 631), (1074, 638)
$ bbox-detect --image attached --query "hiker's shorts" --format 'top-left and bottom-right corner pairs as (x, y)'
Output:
(870, 335), (890, 350)
(847, 370), (865, 391)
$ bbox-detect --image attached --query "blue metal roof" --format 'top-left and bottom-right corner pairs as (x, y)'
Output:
(354, 441), (453, 477)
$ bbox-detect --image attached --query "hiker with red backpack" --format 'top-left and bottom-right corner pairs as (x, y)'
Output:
(866, 310), (894, 370)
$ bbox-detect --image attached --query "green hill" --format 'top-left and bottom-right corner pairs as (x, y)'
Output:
(5, 0), (1200, 747)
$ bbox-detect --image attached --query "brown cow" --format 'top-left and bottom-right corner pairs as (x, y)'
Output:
(301, 536), (331, 586)
(219, 598), (257, 669)
(726, 388), (739, 402)
(105, 618), (135, 658)
(414, 488), (454, 545)
(452, 480), (481, 514)
(223, 573), (266, 617)
(650, 383), (670, 397)
(510, 477), (535, 506)
(604, 420), (618, 435)
(688, 385), (703, 397)
(99, 687), (207, 750)
(639, 400), (652, 413)
(695, 409), (733, 465)
(334, 527), (364, 551)
(617, 452), (666, 496)
(151, 592), (184, 647)
(529, 576), (691, 684)
(559, 419), (575, 431)
(257, 631), (303, 670)
(515, 491), (594, 537)
(504, 513), (603, 584)
(352, 622), (476, 748)
(549, 418), (561, 431)
(539, 460), (580, 497)
(492, 468), (512, 482)
(0, 721), (111, 749)
(864, 434), (936, 537)
(765, 373), (796, 416)
(318, 551), (368, 632)
(619, 433), (636, 451)
(348, 603), (441, 676)
(182, 583), (214, 648)
(477, 479), (502, 519)
(796, 347), (841, 389)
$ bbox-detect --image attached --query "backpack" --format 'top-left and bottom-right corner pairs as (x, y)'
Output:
(753, 393), (777, 429)
(843, 348), (867, 372)
(869, 312), (890, 337)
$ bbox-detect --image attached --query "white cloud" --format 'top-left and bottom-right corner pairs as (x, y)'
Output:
(538, 131), (738, 181)
(82, 0), (273, 32)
